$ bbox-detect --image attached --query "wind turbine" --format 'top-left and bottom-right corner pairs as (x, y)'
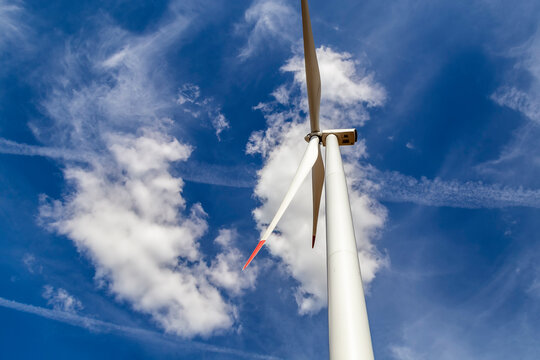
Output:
(243, 0), (375, 359)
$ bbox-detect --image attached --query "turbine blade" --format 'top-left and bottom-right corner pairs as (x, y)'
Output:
(301, 0), (321, 133)
(243, 137), (321, 270)
(311, 144), (324, 248)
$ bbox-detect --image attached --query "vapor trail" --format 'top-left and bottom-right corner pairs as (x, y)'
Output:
(0, 297), (281, 360)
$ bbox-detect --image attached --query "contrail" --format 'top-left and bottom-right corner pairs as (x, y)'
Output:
(354, 165), (540, 209)
(0, 137), (256, 188)
(176, 160), (256, 188)
(3, 137), (540, 207)
(0, 137), (88, 161)
(0, 297), (281, 360)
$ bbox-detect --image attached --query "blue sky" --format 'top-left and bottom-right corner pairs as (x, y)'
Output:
(1, 0), (540, 358)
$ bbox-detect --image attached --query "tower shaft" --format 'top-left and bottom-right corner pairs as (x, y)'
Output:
(325, 134), (374, 360)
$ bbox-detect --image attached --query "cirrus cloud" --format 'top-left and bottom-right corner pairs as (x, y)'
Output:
(237, 0), (297, 60)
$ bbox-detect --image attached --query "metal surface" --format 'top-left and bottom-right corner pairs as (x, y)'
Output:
(305, 129), (357, 146)
(325, 134), (374, 360)
(321, 129), (357, 146)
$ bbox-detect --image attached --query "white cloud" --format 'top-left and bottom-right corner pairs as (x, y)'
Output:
(40, 131), (246, 336)
(237, 0), (297, 59)
(281, 47), (386, 127)
(207, 229), (257, 296)
(32, 6), (254, 338)
(247, 46), (386, 156)
(42, 285), (83, 313)
(247, 46), (387, 314)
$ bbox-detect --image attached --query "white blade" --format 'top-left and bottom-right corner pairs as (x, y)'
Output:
(301, 0), (321, 133)
(311, 144), (324, 248)
(243, 137), (321, 270)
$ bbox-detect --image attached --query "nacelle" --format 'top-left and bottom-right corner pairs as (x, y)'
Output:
(305, 129), (357, 146)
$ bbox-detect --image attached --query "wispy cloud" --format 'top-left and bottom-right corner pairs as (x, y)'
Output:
(177, 83), (230, 140)
(0, 137), (88, 162)
(0, 296), (280, 360)
(390, 345), (421, 360)
(386, 240), (540, 360)
(490, 26), (540, 124)
(354, 165), (540, 209)
(176, 160), (256, 188)
(491, 86), (540, 123)
(22, 253), (42, 274)
(0, 0), (25, 49)
(42, 285), (83, 313)
(212, 113), (230, 140)
(5, 135), (539, 208)
(0, 137), (255, 188)
(482, 27), (540, 183)
(237, 0), (297, 60)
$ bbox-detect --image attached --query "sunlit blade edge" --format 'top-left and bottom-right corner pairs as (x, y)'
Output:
(242, 137), (321, 270)
(243, 240), (266, 271)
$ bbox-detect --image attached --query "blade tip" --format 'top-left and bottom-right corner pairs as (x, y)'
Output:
(312, 235), (316, 248)
(242, 240), (266, 270)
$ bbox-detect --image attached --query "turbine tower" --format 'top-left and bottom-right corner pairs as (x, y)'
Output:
(243, 1), (375, 358)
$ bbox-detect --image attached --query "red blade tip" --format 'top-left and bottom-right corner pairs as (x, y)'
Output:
(312, 235), (316, 248)
(242, 240), (266, 270)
